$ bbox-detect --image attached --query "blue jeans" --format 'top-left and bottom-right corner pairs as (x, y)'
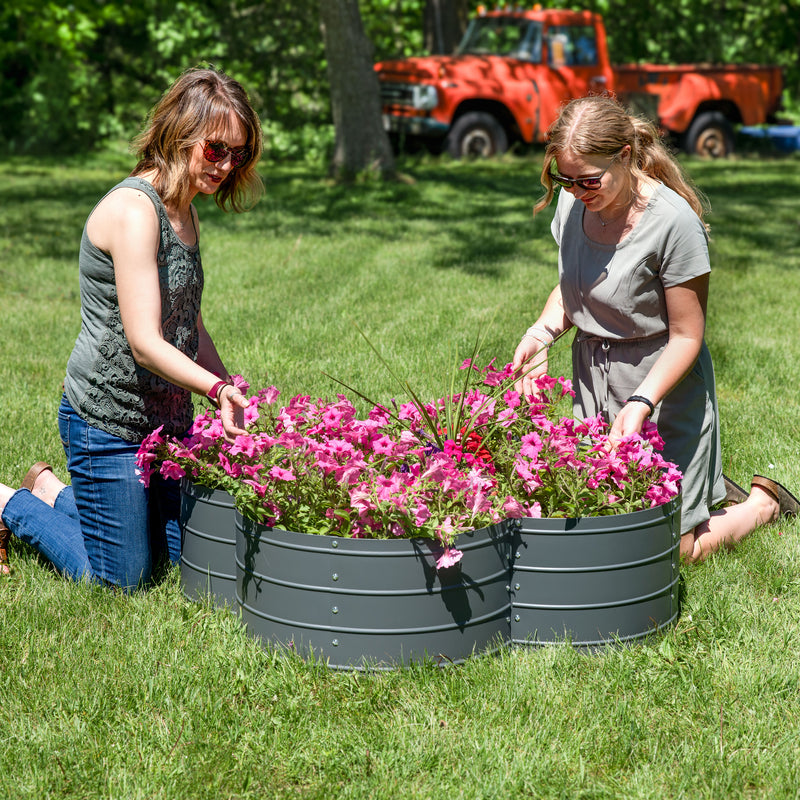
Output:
(2, 396), (181, 592)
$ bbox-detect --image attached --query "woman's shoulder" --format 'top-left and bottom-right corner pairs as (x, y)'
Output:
(647, 184), (706, 234)
(650, 183), (696, 217)
(86, 178), (161, 252)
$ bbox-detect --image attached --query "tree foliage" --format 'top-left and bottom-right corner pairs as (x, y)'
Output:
(1, 0), (797, 157)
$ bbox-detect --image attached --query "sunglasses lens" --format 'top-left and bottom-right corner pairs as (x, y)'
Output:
(579, 178), (602, 190)
(230, 149), (248, 168)
(550, 174), (572, 188)
(203, 142), (226, 162)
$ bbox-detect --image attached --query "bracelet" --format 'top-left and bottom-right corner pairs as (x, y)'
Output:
(626, 394), (655, 416)
(522, 325), (554, 348)
(206, 380), (231, 408)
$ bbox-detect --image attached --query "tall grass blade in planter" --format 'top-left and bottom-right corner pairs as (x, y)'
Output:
(235, 512), (511, 670)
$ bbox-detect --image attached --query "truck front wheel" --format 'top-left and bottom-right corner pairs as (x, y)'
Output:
(445, 112), (508, 159)
(683, 111), (734, 158)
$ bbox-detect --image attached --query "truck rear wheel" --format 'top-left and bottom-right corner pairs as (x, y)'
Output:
(683, 111), (734, 158)
(445, 112), (508, 159)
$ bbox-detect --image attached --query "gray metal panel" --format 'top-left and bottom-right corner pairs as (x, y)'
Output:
(180, 482), (237, 607)
(236, 513), (512, 670)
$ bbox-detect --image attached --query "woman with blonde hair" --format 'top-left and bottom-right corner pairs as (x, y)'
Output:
(0, 67), (263, 587)
(513, 94), (798, 563)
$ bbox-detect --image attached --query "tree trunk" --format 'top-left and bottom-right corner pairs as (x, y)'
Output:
(424, 0), (470, 55)
(319, 0), (395, 182)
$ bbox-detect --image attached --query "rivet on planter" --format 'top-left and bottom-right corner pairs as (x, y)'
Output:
(331, 540), (338, 548)
(332, 639), (339, 646)
(332, 606), (339, 614)
(514, 615), (521, 622)
(514, 583), (520, 590)
(515, 551), (521, 559)
(332, 573), (339, 581)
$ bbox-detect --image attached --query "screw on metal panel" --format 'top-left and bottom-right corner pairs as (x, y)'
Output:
(515, 551), (521, 559)
(506, 617), (511, 624)
(332, 606), (339, 614)
(505, 585), (510, 592)
(514, 583), (520, 590)
(332, 573), (338, 581)
(332, 639), (339, 646)
(331, 540), (338, 548)
(514, 615), (521, 622)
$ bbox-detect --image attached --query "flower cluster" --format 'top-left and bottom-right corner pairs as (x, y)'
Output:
(136, 363), (681, 568)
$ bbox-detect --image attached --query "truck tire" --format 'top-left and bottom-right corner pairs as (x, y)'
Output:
(445, 112), (508, 159)
(683, 111), (734, 158)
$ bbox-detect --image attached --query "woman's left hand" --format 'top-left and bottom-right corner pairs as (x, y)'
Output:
(606, 401), (650, 450)
(218, 385), (250, 442)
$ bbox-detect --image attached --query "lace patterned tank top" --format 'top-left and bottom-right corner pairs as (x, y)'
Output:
(64, 177), (203, 442)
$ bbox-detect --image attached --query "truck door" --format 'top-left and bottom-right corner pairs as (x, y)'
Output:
(545, 24), (607, 105)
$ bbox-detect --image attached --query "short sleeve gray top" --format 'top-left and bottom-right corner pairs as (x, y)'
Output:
(64, 177), (203, 443)
(552, 183), (711, 338)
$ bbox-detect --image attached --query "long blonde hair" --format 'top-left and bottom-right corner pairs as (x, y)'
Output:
(535, 95), (709, 229)
(131, 67), (263, 213)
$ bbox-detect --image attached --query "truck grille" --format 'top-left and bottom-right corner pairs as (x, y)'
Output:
(380, 83), (416, 106)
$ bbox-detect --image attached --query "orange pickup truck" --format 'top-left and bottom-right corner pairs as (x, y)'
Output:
(375, 6), (784, 158)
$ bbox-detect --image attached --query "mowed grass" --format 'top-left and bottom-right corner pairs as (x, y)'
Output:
(1, 145), (799, 799)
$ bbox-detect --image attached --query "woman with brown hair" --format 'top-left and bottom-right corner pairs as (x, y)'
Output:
(0, 67), (263, 587)
(513, 94), (798, 563)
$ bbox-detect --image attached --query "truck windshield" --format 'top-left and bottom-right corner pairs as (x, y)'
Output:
(457, 17), (542, 61)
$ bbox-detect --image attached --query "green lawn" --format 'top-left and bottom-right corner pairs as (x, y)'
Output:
(1, 146), (799, 799)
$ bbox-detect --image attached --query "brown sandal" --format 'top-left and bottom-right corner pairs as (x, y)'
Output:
(723, 474), (749, 505)
(0, 520), (12, 576)
(752, 475), (800, 518)
(21, 461), (52, 493)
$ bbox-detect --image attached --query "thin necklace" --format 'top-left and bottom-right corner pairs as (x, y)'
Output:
(597, 187), (636, 227)
(597, 203), (630, 227)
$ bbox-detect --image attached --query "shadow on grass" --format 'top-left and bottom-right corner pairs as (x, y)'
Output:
(5, 151), (799, 281)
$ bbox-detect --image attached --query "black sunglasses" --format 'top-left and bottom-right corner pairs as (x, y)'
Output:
(202, 140), (249, 169)
(549, 152), (619, 191)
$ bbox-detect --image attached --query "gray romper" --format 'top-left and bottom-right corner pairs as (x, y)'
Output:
(552, 184), (725, 533)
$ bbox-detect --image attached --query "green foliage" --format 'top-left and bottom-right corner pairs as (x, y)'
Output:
(2, 0), (797, 159)
(360, 0), (426, 58)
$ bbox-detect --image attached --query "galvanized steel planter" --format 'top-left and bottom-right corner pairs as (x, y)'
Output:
(179, 481), (237, 607)
(508, 496), (682, 648)
(235, 511), (512, 670)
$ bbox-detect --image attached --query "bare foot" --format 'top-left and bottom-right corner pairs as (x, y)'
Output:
(748, 485), (781, 526)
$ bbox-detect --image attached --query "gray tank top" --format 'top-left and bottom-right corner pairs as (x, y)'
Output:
(64, 177), (203, 442)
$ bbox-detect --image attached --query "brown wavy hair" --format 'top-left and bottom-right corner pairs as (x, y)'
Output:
(535, 95), (709, 229)
(131, 67), (263, 212)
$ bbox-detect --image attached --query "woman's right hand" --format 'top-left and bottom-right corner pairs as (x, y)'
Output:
(218, 385), (250, 442)
(513, 337), (550, 398)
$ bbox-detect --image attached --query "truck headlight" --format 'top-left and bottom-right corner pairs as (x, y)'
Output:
(412, 84), (439, 111)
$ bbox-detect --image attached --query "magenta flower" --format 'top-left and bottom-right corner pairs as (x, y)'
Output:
(435, 547), (463, 570)
(269, 466), (296, 482)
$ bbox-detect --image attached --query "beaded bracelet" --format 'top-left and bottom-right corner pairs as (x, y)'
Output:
(626, 394), (655, 416)
(522, 325), (554, 348)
